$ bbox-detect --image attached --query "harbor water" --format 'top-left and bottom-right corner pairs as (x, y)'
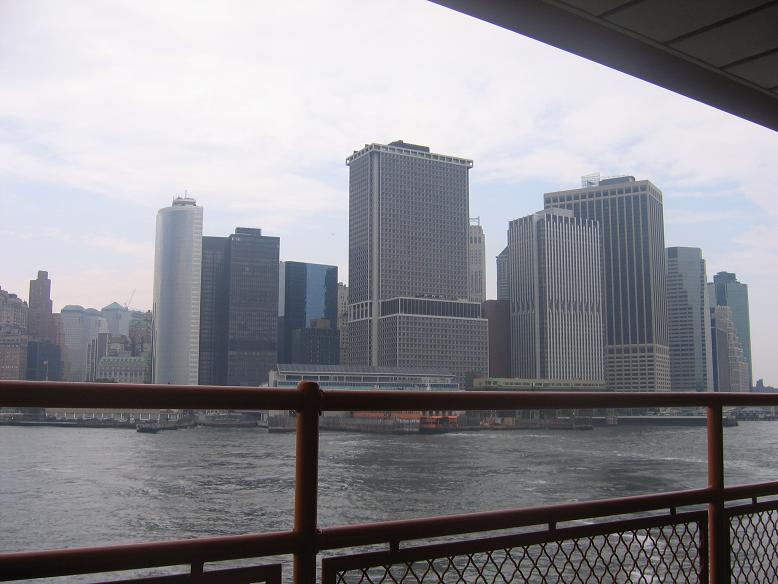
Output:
(2, 422), (778, 577)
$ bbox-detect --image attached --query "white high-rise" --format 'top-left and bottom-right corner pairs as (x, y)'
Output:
(152, 197), (203, 385)
(507, 208), (604, 381)
(468, 219), (486, 302)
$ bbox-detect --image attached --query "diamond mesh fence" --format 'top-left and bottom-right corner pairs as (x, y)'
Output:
(730, 503), (778, 583)
(325, 515), (705, 584)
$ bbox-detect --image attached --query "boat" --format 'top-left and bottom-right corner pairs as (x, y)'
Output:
(419, 414), (458, 434)
(136, 422), (160, 433)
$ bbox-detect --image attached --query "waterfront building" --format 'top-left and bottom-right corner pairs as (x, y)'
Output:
(279, 261), (338, 365)
(269, 363), (457, 391)
(152, 197), (203, 385)
(468, 219), (486, 302)
(496, 246), (509, 301)
(0, 288), (29, 380)
(0, 287), (28, 332)
(544, 175), (670, 391)
(198, 228), (280, 386)
(482, 299), (510, 378)
(709, 271), (752, 387)
(27, 271), (53, 341)
(345, 140), (488, 383)
(337, 282), (349, 365)
(472, 377), (607, 391)
(666, 247), (713, 391)
(507, 208), (604, 381)
(710, 305), (749, 392)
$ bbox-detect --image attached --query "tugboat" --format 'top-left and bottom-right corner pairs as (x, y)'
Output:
(136, 421), (160, 434)
(419, 414), (458, 434)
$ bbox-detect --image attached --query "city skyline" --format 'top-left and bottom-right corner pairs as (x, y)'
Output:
(2, 1), (777, 382)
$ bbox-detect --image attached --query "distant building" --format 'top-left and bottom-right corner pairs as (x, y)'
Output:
(60, 305), (108, 382)
(27, 271), (53, 341)
(472, 378), (607, 391)
(26, 340), (61, 381)
(198, 228), (280, 386)
(0, 287), (29, 380)
(279, 261), (338, 365)
(545, 175), (670, 391)
(101, 302), (132, 337)
(666, 247), (713, 391)
(337, 282), (349, 365)
(345, 140), (488, 384)
(496, 246), (509, 301)
(709, 271), (752, 387)
(482, 299), (510, 378)
(152, 197), (203, 385)
(710, 305), (749, 392)
(468, 219), (486, 302)
(507, 208), (604, 381)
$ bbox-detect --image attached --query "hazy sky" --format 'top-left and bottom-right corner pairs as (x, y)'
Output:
(2, 1), (777, 383)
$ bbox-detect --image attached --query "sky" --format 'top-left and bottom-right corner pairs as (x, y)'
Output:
(1, 0), (777, 383)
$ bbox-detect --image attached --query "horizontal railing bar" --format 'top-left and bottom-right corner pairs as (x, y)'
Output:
(318, 487), (714, 549)
(0, 381), (303, 411)
(723, 480), (778, 501)
(4, 381), (778, 411)
(726, 498), (778, 518)
(322, 509), (709, 574)
(0, 530), (298, 582)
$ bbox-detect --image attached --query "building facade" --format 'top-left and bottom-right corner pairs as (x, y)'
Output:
(544, 175), (670, 391)
(337, 282), (349, 365)
(482, 299), (510, 378)
(666, 247), (713, 391)
(345, 140), (488, 383)
(27, 271), (53, 341)
(710, 305), (749, 392)
(468, 219), (486, 302)
(198, 228), (279, 386)
(709, 271), (752, 387)
(507, 208), (604, 381)
(152, 197), (203, 385)
(60, 305), (108, 382)
(279, 261), (338, 364)
(496, 246), (509, 301)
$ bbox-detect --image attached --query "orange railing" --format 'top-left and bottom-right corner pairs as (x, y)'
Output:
(2, 380), (778, 583)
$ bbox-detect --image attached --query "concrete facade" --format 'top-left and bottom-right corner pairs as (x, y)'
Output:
(507, 208), (604, 381)
(468, 220), (486, 302)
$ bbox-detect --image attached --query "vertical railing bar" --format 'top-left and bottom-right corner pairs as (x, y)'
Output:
(707, 404), (728, 584)
(293, 381), (321, 584)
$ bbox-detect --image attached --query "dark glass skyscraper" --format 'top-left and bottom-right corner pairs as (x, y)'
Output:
(709, 271), (752, 387)
(545, 175), (670, 391)
(198, 228), (279, 386)
(279, 261), (338, 365)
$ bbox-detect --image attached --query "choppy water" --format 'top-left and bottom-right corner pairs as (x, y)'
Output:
(2, 422), (777, 579)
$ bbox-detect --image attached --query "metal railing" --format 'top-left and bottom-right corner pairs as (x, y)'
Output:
(2, 380), (778, 583)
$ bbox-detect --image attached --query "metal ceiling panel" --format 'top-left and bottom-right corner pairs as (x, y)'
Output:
(727, 51), (778, 88)
(669, 4), (778, 67)
(559, 0), (632, 16)
(605, 0), (769, 43)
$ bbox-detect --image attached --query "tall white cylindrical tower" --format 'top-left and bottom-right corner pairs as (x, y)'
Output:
(152, 197), (203, 385)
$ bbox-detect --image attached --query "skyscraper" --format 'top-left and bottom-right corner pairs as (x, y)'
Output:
(345, 140), (488, 383)
(507, 209), (604, 380)
(198, 228), (279, 386)
(544, 175), (670, 391)
(59, 305), (108, 382)
(337, 282), (349, 365)
(709, 271), (752, 387)
(152, 197), (203, 385)
(279, 261), (338, 365)
(710, 305), (749, 392)
(496, 246), (509, 301)
(468, 219), (486, 302)
(28, 271), (53, 341)
(666, 247), (713, 391)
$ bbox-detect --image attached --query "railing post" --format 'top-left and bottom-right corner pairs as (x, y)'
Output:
(707, 404), (729, 584)
(294, 381), (321, 584)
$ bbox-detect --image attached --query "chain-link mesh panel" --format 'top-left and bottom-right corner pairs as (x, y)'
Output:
(326, 519), (704, 584)
(731, 505), (778, 583)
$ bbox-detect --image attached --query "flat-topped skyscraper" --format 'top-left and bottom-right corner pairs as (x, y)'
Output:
(345, 141), (488, 383)
(709, 271), (752, 387)
(545, 175), (670, 391)
(152, 197), (203, 385)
